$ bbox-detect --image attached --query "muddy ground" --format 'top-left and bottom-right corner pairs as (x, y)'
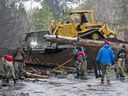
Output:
(0, 47), (128, 96)
(0, 73), (128, 96)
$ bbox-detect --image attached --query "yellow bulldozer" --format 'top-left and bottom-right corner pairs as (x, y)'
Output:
(49, 10), (116, 40)
(24, 10), (118, 68)
(25, 10), (117, 53)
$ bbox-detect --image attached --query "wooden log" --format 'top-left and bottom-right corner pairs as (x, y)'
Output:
(22, 69), (49, 79)
(24, 72), (49, 79)
(44, 35), (128, 50)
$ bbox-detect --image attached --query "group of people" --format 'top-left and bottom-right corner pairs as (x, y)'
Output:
(0, 40), (127, 85)
(73, 40), (127, 84)
(0, 47), (25, 85)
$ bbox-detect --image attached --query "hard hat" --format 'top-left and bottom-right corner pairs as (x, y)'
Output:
(104, 40), (109, 44)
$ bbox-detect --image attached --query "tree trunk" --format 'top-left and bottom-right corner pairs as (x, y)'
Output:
(44, 35), (128, 50)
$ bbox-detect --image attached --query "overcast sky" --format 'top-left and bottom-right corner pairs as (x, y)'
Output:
(22, 0), (84, 11)
(22, 1), (42, 11)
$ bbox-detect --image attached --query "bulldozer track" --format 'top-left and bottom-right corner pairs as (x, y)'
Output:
(78, 30), (128, 44)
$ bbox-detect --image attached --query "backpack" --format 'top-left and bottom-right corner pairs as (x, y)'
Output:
(118, 49), (126, 58)
(77, 55), (84, 62)
(76, 51), (85, 62)
(3, 55), (13, 61)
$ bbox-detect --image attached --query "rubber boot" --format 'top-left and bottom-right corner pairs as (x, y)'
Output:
(13, 78), (16, 84)
(100, 80), (104, 84)
(76, 68), (80, 79)
(76, 73), (80, 79)
(107, 80), (111, 85)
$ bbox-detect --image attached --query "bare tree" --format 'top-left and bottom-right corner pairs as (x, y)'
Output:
(0, 0), (30, 49)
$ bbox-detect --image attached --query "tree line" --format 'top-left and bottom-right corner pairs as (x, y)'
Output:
(0, 0), (127, 49)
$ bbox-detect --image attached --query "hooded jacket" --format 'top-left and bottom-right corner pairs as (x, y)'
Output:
(96, 44), (115, 64)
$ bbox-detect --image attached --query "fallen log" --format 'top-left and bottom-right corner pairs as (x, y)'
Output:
(24, 72), (49, 79)
(44, 35), (128, 50)
(0, 62), (49, 79)
(23, 69), (49, 79)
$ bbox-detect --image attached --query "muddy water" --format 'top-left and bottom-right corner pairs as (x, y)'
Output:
(0, 74), (128, 96)
(0, 81), (27, 96)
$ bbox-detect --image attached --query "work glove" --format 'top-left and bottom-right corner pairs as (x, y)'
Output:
(115, 58), (117, 62)
(96, 60), (100, 64)
(111, 61), (116, 70)
(112, 61), (116, 66)
(111, 64), (116, 69)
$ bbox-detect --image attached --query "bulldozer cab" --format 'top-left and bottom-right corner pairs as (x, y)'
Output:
(67, 10), (94, 23)
(67, 10), (102, 31)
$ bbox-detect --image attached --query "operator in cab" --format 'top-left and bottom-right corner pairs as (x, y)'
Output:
(80, 13), (87, 25)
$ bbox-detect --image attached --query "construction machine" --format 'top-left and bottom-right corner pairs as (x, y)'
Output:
(25, 10), (117, 52)
(50, 10), (116, 40)
(24, 10), (118, 68)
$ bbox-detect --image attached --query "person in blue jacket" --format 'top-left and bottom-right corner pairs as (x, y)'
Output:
(96, 40), (115, 84)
